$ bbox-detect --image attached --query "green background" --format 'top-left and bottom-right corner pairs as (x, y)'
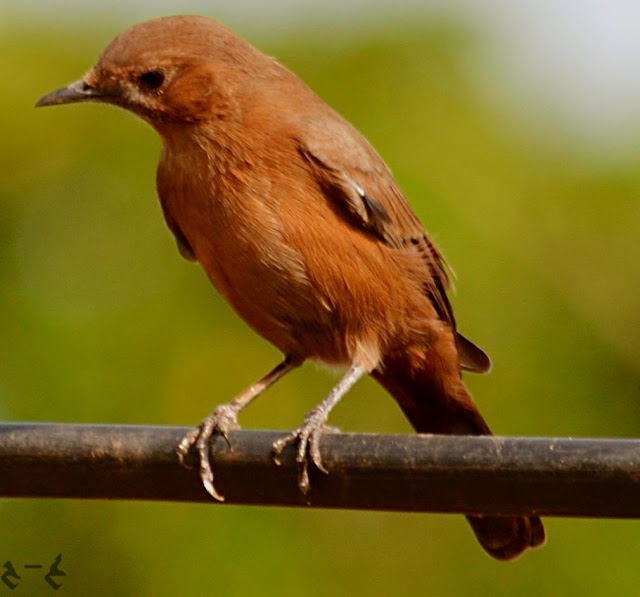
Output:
(1, 13), (639, 596)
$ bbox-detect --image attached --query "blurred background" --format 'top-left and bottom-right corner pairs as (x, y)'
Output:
(2, 0), (640, 595)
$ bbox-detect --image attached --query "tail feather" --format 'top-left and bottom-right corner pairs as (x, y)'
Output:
(456, 332), (492, 374)
(372, 352), (545, 561)
(467, 514), (546, 561)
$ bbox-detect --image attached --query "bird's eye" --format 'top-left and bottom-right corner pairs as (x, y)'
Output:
(138, 69), (166, 91)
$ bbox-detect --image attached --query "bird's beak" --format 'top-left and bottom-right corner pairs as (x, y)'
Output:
(35, 79), (107, 107)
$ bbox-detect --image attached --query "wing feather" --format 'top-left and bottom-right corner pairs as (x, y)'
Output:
(297, 116), (491, 373)
(297, 116), (454, 325)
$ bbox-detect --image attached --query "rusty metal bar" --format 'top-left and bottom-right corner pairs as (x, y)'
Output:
(0, 422), (639, 517)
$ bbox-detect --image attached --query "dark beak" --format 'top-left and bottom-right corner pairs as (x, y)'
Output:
(35, 79), (107, 107)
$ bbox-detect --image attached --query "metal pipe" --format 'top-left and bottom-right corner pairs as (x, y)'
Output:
(1, 423), (639, 517)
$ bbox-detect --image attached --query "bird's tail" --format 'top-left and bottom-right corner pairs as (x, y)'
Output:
(372, 349), (545, 561)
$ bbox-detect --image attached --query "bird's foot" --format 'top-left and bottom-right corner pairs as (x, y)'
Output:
(177, 403), (241, 501)
(271, 407), (340, 495)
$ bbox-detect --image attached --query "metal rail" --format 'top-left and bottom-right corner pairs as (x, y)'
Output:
(1, 422), (639, 517)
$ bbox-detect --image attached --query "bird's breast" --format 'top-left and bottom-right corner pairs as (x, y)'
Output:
(156, 139), (438, 369)
(157, 148), (346, 359)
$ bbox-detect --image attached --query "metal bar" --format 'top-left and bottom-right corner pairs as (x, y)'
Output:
(0, 422), (639, 517)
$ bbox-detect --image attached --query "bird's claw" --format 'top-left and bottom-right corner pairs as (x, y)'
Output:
(271, 409), (339, 495)
(177, 426), (201, 468)
(177, 403), (241, 501)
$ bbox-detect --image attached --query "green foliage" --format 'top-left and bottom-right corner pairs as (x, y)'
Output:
(1, 20), (639, 596)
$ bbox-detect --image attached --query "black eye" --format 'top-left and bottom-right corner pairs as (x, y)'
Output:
(138, 69), (165, 90)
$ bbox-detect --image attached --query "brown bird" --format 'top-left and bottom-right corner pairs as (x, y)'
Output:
(36, 15), (545, 560)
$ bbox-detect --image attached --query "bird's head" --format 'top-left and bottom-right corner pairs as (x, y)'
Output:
(36, 15), (277, 129)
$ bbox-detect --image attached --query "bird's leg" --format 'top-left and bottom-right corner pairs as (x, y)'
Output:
(272, 364), (367, 495)
(178, 355), (302, 500)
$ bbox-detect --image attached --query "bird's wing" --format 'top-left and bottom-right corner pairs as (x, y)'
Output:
(297, 116), (454, 323)
(297, 116), (491, 373)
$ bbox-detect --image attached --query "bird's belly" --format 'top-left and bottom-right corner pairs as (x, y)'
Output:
(195, 225), (350, 362)
(162, 173), (435, 369)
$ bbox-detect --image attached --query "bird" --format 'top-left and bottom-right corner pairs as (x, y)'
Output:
(36, 15), (545, 560)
